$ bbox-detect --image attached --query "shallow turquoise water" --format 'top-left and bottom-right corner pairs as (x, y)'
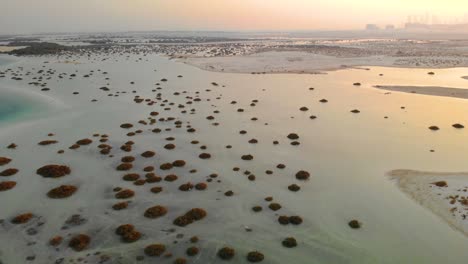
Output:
(0, 85), (49, 125)
(0, 56), (30, 122)
(0, 54), (17, 66)
(0, 96), (34, 122)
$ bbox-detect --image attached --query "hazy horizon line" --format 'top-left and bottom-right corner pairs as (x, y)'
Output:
(0, 27), (441, 38)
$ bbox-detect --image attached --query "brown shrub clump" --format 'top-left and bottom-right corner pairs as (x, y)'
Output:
(146, 175), (162, 183)
(173, 208), (207, 227)
(141, 151), (156, 158)
(186, 246), (199, 256)
(7, 143), (17, 149)
(120, 123), (133, 129)
(0, 157), (11, 166)
(252, 206), (262, 212)
(179, 182), (194, 191)
(287, 133), (299, 140)
(121, 230), (142, 243)
(116, 163), (133, 171)
(195, 182), (207, 190)
(11, 213), (33, 224)
(246, 251), (264, 262)
(123, 173), (140, 181)
(76, 138), (93, 145)
(134, 179), (146, 186)
(282, 237), (297, 248)
(268, 203), (282, 211)
(121, 156), (135, 163)
(164, 174), (178, 182)
(217, 247), (235, 260)
(47, 185), (78, 198)
(98, 144), (111, 149)
(160, 163), (173, 170)
(116, 224), (135, 236)
(278, 216), (290, 225)
(348, 220), (361, 229)
(276, 163), (286, 169)
(37, 165), (71, 178)
(0, 181), (16, 191)
(186, 208), (207, 221)
(144, 244), (166, 257)
(291, 141), (300, 146)
(199, 153), (211, 159)
(69, 234), (91, 251)
(151, 186), (163, 193)
(172, 160), (186, 167)
(38, 140), (58, 146)
(49, 236), (63, 247)
(241, 154), (253, 161)
(100, 148), (111, 155)
(432, 181), (448, 187)
(69, 144), (80, 150)
(295, 170), (310, 180)
(112, 201), (129, 210)
(0, 168), (18, 176)
(120, 144), (132, 152)
(144, 205), (168, 219)
(115, 189), (135, 199)
(164, 144), (176, 150)
(288, 184), (300, 192)
(174, 258), (187, 264)
(289, 216), (303, 225)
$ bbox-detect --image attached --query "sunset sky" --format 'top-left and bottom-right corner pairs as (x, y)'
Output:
(1, 0), (468, 34)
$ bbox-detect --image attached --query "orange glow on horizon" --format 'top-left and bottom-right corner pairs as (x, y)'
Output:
(2, 0), (468, 33)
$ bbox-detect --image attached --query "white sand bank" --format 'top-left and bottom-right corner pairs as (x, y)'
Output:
(179, 51), (396, 74)
(0, 46), (26, 53)
(374, 85), (468, 99)
(389, 169), (468, 237)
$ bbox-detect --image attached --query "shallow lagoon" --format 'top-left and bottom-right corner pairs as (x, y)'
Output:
(0, 54), (468, 263)
(0, 91), (39, 123)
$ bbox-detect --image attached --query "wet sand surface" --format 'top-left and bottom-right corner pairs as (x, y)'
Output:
(1, 52), (468, 263)
(374, 85), (468, 100)
(389, 169), (468, 237)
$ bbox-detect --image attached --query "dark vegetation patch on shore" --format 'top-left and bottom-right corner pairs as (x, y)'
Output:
(6, 42), (70, 56)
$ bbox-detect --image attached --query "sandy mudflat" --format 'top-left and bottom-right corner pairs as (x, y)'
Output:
(3, 51), (468, 263)
(178, 49), (468, 74)
(0, 46), (26, 52)
(373, 85), (468, 99)
(180, 51), (397, 74)
(389, 170), (468, 237)
(56, 60), (81, 64)
(5, 32), (468, 262)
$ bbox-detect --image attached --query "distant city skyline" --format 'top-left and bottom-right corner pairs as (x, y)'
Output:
(364, 12), (468, 31)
